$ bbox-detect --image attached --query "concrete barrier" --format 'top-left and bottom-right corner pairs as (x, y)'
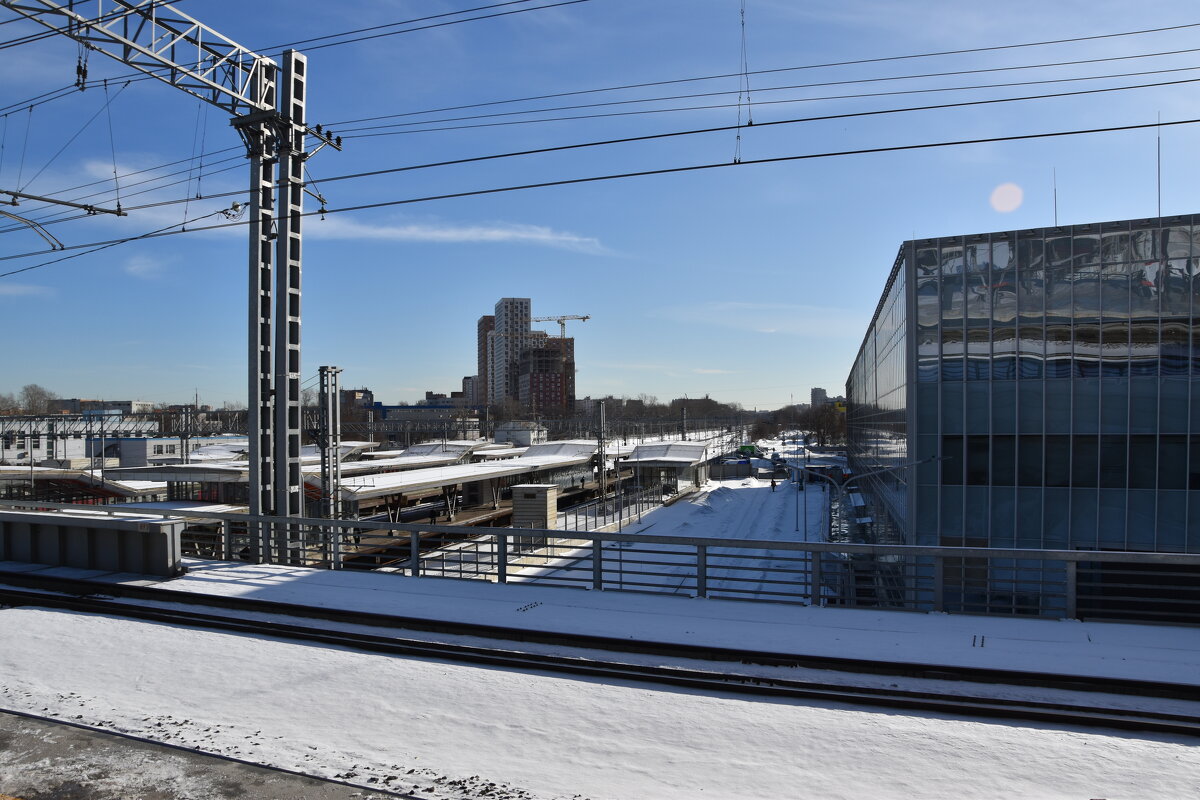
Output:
(0, 509), (185, 577)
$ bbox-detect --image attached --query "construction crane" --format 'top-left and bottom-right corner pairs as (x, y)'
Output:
(1, 0), (341, 558)
(532, 314), (590, 339)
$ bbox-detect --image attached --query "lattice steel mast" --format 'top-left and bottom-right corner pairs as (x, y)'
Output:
(1, 1), (340, 555)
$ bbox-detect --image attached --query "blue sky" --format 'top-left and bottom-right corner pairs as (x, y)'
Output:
(2, 0), (1199, 409)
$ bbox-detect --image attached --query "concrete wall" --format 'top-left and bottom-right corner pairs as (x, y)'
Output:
(0, 510), (184, 577)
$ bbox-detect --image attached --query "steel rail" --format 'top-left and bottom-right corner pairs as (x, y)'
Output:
(1, 578), (1197, 737)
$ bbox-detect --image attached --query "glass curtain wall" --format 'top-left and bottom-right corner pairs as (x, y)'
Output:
(847, 252), (909, 542)
(851, 214), (1200, 616)
(902, 215), (1200, 564)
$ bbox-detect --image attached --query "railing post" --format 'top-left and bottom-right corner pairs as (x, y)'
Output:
(933, 556), (945, 612)
(220, 520), (232, 561)
(696, 544), (707, 598)
(497, 534), (508, 584)
(592, 535), (604, 590)
(410, 530), (421, 577)
(1065, 560), (1077, 620)
(331, 524), (342, 570)
(810, 550), (823, 605)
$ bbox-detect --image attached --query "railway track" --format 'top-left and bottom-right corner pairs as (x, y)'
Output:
(1, 573), (1197, 738)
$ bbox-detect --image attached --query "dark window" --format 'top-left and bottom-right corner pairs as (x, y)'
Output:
(1129, 435), (1157, 489)
(1071, 436), (1098, 487)
(1045, 435), (1070, 487)
(1190, 436), (1200, 490)
(942, 436), (964, 485)
(1018, 436), (1043, 486)
(1099, 435), (1127, 489)
(991, 435), (1015, 486)
(967, 436), (990, 485)
(1159, 435), (1187, 490)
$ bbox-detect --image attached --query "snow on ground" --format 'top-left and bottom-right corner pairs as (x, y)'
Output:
(3, 439), (1199, 798)
(1, 607), (1198, 800)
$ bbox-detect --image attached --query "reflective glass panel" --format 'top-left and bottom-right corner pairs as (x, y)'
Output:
(1073, 233), (1100, 268)
(1101, 231), (1129, 263)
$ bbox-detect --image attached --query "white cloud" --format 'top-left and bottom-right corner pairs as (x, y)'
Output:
(307, 215), (607, 254)
(0, 283), (51, 297)
(123, 255), (168, 279)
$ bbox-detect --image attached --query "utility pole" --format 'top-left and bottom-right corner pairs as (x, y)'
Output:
(2, 1), (341, 559)
(317, 366), (342, 521)
(596, 399), (608, 498)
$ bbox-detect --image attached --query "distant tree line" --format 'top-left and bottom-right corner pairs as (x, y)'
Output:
(0, 384), (58, 415)
(752, 402), (846, 446)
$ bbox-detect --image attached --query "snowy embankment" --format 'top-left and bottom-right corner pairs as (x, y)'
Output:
(2, 606), (1198, 800)
(2, 440), (1199, 799)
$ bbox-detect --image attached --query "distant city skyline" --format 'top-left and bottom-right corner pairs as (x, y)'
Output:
(2, 1), (1198, 408)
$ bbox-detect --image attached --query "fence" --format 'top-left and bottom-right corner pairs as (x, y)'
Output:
(3, 500), (1199, 624)
(554, 483), (664, 533)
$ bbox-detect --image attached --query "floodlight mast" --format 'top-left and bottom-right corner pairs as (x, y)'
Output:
(1, 0), (332, 557)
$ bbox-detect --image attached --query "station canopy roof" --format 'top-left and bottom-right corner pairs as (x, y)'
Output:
(0, 466), (167, 497)
(621, 442), (709, 468)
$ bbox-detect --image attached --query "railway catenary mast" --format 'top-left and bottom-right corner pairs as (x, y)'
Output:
(0, 0), (341, 558)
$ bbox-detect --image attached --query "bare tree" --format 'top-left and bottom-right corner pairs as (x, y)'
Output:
(19, 384), (57, 414)
(0, 392), (18, 415)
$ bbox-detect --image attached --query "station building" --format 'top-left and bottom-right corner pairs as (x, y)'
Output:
(846, 213), (1200, 614)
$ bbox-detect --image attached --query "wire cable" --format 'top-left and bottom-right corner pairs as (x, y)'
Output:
(18, 81), (129, 191)
(257, 0), (541, 51)
(0, 0), (589, 115)
(3, 115), (1197, 274)
(326, 21), (1200, 126)
(333, 46), (1200, 133)
(5, 68), (1199, 236)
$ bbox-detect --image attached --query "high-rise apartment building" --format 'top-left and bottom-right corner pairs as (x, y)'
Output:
(519, 337), (576, 412)
(474, 314), (495, 406)
(488, 298), (533, 406)
(476, 298), (577, 411)
(810, 387), (829, 406)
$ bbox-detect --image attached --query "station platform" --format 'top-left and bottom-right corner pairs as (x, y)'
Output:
(139, 558), (1200, 687)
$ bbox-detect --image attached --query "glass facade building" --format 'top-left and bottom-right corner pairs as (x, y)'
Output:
(847, 214), (1200, 611)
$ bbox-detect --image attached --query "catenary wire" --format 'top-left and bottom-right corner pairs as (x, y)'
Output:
(4, 70), (1199, 236)
(0, 0), (185, 51)
(1, 13), (1195, 120)
(324, 20), (1200, 125)
(0, 0), (589, 114)
(2, 115), (1197, 274)
(335, 59), (1200, 136)
(11, 42), (1200, 215)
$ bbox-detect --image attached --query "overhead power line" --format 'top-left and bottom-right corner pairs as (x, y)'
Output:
(0, 0), (591, 115)
(255, 0), (542, 50)
(3, 115), (1198, 274)
(336, 60), (1200, 137)
(325, 20), (1200, 126)
(0, 0), (185, 51)
(5, 69), (1200, 237)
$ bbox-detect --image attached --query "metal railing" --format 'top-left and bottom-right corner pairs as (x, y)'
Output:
(3, 500), (1200, 624)
(555, 483), (665, 533)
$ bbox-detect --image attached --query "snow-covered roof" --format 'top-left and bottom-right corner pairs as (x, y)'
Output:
(622, 442), (708, 467)
(308, 441), (599, 500)
(0, 466), (167, 496)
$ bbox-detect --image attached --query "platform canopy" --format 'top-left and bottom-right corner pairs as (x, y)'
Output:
(0, 466), (167, 497)
(620, 442), (709, 468)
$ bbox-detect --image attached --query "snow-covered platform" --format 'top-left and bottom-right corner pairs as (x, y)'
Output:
(157, 558), (1200, 687)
